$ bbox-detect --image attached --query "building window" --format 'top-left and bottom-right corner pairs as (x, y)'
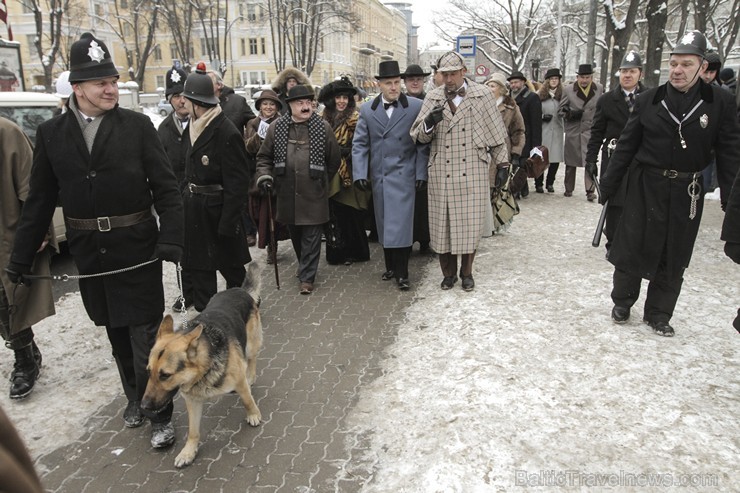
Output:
(26, 35), (36, 57)
(248, 71), (266, 85)
(153, 45), (162, 61)
(169, 43), (178, 60)
(249, 38), (258, 56)
(155, 75), (164, 89)
(261, 37), (266, 55)
(240, 39), (246, 57)
(94, 3), (104, 16)
(247, 4), (256, 21)
(120, 0), (128, 8)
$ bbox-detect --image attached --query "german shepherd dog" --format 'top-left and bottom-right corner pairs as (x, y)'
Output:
(142, 262), (263, 468)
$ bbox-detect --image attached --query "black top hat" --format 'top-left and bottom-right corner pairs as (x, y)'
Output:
(285, 84), (315, 102)
(401, 64), (431, 78)
(576, 64), (594, 75)
(375, 61), (402, 79)
(165, 65), (188, 96)
(507, 71), (527, 82)
(671, 30), (707, 58)
(619, 51), (643, 70)
(255, 89), (283, 111)
(543, 68), (562, 80)
(69, 33), (118, 83)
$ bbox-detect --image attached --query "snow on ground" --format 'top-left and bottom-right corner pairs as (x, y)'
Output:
(1, 176), (738, 491)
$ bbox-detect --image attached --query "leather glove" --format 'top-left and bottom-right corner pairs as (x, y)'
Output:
(259, 179), (273, 194)
(495, 166), (510, 188)
(725, 243), (740, 264)
(424, 106), (445, 129)
(568, 109), (584, 121)
(598, 186), (611, 205)
(415, 180), (427, 192)
(5, 261), (32, 286)
(355, 179), (370, 192)
(585, 161), (598, 179)
(155, 243), (183, 264)
(542, 114), (553, 122)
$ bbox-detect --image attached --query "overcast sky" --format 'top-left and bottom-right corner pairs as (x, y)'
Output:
(408, 0), (454, 49)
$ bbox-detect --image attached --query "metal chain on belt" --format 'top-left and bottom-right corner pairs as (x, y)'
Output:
(688, 178), (701, 220)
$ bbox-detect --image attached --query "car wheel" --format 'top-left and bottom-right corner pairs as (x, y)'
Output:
(160, 109), (168, 116)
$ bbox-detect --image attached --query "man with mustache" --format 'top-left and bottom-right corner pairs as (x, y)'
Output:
(255, 85), (341, 294)
(599, 31), (740, 337)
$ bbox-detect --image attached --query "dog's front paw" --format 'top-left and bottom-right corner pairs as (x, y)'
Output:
(174, 444), (198, 468)
(246, 409), (262, 427)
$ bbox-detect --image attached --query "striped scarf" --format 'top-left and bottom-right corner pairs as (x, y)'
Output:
(273, 112), (326, 179)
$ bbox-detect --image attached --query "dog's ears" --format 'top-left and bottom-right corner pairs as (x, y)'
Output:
(186, 324), (204, 359)
(158, 315), (175, 337)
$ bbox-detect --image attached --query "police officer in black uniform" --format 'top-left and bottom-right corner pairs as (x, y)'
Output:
(599, 31), (740, 337)
(586, 50), (647, 250)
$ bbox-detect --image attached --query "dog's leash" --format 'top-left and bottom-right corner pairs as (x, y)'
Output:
(19, 258), (160, 282)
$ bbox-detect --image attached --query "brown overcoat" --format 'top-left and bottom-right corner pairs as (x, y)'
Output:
(0, 117), (56, 335)
(411, 79), (508, 254)
(497, 95), (526, 162)
(0, 405), (44, 493)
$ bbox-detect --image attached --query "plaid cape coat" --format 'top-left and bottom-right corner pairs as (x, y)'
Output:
(411, 79), (508, 254)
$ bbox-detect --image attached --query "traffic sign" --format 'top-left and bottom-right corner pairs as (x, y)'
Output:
(456, 36), (477, 57)
(475, 65), (489, 77)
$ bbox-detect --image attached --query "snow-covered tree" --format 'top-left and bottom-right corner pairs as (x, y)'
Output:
(17, 0), (71, 90)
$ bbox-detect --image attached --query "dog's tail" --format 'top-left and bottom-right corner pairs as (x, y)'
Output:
(242, 261), (262, 305)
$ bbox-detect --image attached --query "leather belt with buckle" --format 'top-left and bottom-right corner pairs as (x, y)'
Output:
(65, 210), (152, 232)
(188, 183), (224, 194)
(643, 166), (700, 180)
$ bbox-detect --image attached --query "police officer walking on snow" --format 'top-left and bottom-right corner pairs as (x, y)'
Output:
(5, 33), (184, 447)
(586, 50), (647, 251)
(599, 31), (740, 337)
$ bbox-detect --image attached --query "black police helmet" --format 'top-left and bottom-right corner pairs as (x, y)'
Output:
(183, 62), (219, 107)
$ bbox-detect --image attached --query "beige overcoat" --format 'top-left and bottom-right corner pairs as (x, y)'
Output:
(411, 79), (508, 254)
(0, 117), (56, 334)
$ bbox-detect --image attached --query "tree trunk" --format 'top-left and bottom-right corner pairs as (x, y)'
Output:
(644, 0), (668, 88)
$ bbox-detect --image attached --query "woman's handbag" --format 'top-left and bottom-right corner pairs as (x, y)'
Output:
(525, 146), (550, 179)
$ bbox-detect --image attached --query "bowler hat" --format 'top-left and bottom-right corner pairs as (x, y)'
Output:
(401, 64), (431, 78)
(619, 51), (643, 70)
(576, 64), (594, 75)
(671, 30), (707, 58)
(436, 51), (466, 73)
(543, 68), (562, 80)
(507, 71), (527, 82)
(165, 65), (188, 96)
(285, 84), (315, 102)
(375, 61), (402, 79)
(69, 32), (119, 83)
(255, 89), (283, 111)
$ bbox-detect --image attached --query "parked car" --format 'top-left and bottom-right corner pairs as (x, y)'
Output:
(158, 98), (172, 116)
(0, 92), (66, 242)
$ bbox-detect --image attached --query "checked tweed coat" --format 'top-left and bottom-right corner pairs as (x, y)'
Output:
(411, 79), (508, 254)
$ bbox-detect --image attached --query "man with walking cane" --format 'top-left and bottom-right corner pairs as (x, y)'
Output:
(5, 33), (183, 447)
(598, 31), (740, 337)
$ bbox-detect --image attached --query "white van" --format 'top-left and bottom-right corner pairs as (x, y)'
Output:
(0, 91), (65, 241)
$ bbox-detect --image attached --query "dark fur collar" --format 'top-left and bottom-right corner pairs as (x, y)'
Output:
(370, 92), (410, 111)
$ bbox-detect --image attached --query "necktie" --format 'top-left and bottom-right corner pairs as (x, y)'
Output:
(383, 100), (398, 110)
(627, 93), (635, 112)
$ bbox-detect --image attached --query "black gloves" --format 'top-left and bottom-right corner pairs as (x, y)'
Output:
(5, 262), (32, 286)
(725, 243), (740, 264)
(259, 179), (273, 194)
(585, 161), (598, 179)
(567, 109), (584, 121)
(510, 154), (521, 167)
(355, 179), (370, 192)
(598, 186), (610, 205)
(155, 243), (183, 264)
(495, 166), (510, 188)
(424, 106), (445, 129)
(415, 180), (427, 192)
(542, 114), (553, 122)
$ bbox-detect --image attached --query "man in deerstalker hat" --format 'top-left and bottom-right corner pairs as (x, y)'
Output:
(599, 30), (740, 337)
(6, 32), (183, 448)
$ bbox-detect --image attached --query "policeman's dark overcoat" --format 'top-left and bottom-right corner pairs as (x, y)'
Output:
(11, 105), (184, 327)
(182, 112), (251, 271)
(157, 113), (189, 187)
(600, 80), (740, 280)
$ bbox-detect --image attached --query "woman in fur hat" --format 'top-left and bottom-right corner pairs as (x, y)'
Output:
(272, 67), (311, 115)
(537, 68), (565, 193)
(320, 76), (371, 265)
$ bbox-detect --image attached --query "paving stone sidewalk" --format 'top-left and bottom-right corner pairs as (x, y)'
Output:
(35, 243), (433, 493)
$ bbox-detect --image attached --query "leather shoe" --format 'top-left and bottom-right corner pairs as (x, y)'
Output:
(151, 421), (175, 449)
(611, 306), (630, 323)
(461, 275), (475, 291)
(646, 320), (675, 337)
(546, 185), (554, 193)
(397, 278), (410, 290)
(587, 192), (597, 202)
(124, 400), (145, 428)
(299, 282), (313, 295)
(381, 270), (395, 281)
(535, 185), (544, 193)
(440, 276), (458, 290)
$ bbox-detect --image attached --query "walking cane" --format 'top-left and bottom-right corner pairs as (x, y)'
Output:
(591, 139), (617, 248)
(265, 196), (280, 289)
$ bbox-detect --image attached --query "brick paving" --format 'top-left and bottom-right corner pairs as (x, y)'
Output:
(35, 242), (434, 493)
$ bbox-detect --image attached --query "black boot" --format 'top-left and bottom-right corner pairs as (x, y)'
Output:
(10, 344), (40, 399)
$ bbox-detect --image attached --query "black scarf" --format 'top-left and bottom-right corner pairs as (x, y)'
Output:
(273, 112), (326, 179)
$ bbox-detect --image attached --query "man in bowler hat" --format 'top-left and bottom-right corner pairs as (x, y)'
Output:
(402, 64), (431, 100)
(6, 33), (183, 448)
(507, 71), (542, 197)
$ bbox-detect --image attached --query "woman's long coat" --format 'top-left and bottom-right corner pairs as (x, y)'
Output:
(183, 112), (251, 270)
(411, 80), (509, 255)
(352, 94), (429, 248)
(600, 81), (740, 280)
(11, 104), (183, 328)
(559, 81), (602, 167)
(538, 86), (565, 163)
(0, 118), (56, 334)
(497, 95), (525, 160)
